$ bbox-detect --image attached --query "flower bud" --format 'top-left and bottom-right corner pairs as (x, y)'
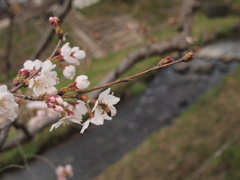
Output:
(75, 75), (90, 90)
(182, 51), (194, 62)
(158, 56), (174, 66)
(54, 105), (64, 112)
(49, 16), (60, 27)
(63, 65), (76, 80)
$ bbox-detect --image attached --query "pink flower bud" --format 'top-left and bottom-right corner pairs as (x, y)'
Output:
(49, 16), (60, 27)
(47, 102), (54, 108)
(65, 164), (73, 177)
(56, 96), (64, 105)
(49, 96), (56, 103)
(54, 105), (64, 112)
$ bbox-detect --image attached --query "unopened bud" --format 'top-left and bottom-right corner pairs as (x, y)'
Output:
(157, 56), (174, 66)
(54, 105), (64, 112)
(182, 52), (194, 62)
(49, 16), (60, 27)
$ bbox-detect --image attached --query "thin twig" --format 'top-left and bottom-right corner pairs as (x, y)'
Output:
(12, 121), (32, 140)
(62, 58), (185, 99)
(0, 164), (24, 172)
(16, 142), (37, 180)
(31, 155), (56, 170)
(50, 40), (62, 58)
(13, 94), (43, 101)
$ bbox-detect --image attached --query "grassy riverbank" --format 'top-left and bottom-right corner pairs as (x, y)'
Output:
(94, 60), (240, 180)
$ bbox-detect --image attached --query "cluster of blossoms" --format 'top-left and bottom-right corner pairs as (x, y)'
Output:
(0, 17), (120, 133)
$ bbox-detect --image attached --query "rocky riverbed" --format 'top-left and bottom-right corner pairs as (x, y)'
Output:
(2, 39), (240, 180)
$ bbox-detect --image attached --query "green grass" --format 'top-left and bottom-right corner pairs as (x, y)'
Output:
(79, 0), (179, 26)
(192, 12), (239, 44)
(93, 66), (240, 180)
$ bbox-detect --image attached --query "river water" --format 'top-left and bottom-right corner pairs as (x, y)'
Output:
(2, 40), (240, 180)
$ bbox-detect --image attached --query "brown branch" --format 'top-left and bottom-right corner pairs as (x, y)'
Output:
(12, 121), (32, 140)
(0, 123), (11, 148)
(2, 0), (14, 73)
(1, 115), (58, 151)
(31, 0), (73, 59)
(60, 58), (186, 99)
(0, 164), (24, 172)
(81, 59), (183, 93)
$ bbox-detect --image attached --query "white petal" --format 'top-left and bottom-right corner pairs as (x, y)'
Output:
(0, 85), (8, 93)
(50, 120), (63, 131)
(63, 65), (76, 80)
(69, 118), (82, 124)
(80, 120), (90, 134)
(102, 94), (120, 105)
(98, 88), (111, 101)
(92, 100), (99, 112)
(109, 105), (117, 117)
(74, 50), (86, 60)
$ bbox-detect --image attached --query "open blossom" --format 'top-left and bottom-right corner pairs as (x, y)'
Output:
(80, 88), (120, 133)
(55, 164), (73, 180)
(29, 75), (57, 96)
(23, 59), (43, 71)
(75, 75), (90, 90)
(28, 60), (58, 96)
(63, 65), (76, 80)
(0, 85), (18, 126)
(61, 42), (86, 66)
(50, 100), (88, 131)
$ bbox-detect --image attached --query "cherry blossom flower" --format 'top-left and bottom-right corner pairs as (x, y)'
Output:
(55, 164), (73, 180)
(50, 100), (88, 131)
(75, 75), (90, 90)
(80, 88), (120, 133)
(29, 75), (58, 96)
(93, 88), (120, 120)
(28, 60), (58, 96)
(61, 42), (86, 66)
(23, 59), (43, 71)
(0, 85), (18, 126)
(72, 100), (88, 119)
(50, 116), (81, 131)
(63, 65), (76, 80)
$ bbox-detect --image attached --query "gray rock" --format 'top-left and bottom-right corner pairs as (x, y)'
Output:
(158, 112), (171, 122)
(218, 62), (228, 72)
(173, 63), (189, 74)
(190, 61), (215, 74)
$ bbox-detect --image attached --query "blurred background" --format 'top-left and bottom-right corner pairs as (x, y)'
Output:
(0, 0), (240, 179)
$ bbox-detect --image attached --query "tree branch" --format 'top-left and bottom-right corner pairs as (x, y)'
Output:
(31, 0), (73, 59)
